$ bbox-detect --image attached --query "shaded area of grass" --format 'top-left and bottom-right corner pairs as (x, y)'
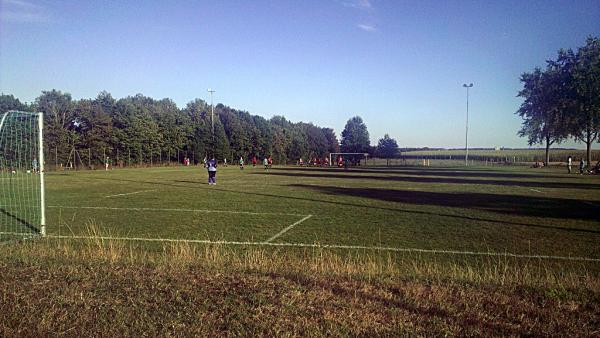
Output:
(262, 169), (600, 190)
(290, 184), (600, 223)
(1, 238), (599, 336)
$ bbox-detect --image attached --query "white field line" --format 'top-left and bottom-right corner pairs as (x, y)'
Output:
(32, 234), (600, 262)
(0, 232), (39, 236)
(105, 189), (157, 198)
(264, 214), (313, 243)
(583, 201), (597, 207)
(47, 205), (308, 217)
(529, 188), (543, 193)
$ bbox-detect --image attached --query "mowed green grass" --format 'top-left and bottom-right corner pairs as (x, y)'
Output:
(41, 164), (600, 258)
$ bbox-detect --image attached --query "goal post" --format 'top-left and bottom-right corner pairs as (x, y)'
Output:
(0, 111), (46, 239)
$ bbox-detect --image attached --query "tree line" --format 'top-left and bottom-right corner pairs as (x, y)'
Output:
(1, 91), (344, 167)
(517, 36), (600, 166)
(1, 90), (404, 168)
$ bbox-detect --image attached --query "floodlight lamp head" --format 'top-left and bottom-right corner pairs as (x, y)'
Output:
(463, 83), (473, 88)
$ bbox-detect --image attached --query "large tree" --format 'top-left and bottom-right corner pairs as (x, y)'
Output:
(376, 134), (399, 166)
(340, 116), (370, 154)
(516, 66), (570, 165)
(570, 37), (600, 165)
(35, 90), (75, 167)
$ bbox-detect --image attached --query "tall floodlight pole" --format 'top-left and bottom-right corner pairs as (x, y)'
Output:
(462, 83), (473, 166)
(207, 89), (216, 153)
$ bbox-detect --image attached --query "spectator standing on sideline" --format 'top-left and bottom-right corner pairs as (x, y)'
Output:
(32, 158), (39, 173)
(207, 157), (217, 185)
(579, 159), (586, 174)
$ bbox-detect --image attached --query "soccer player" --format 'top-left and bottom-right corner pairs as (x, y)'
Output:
(223, 158), (228, 167)
(105, 156), (111, 171)
(567, 155), (572, 174)
(268, 156), (273, 169)
(263, 157), (269, 170)
(239, 156), (244, 170)
(252, 156), (257, 167)
(207, 157), (217, 185)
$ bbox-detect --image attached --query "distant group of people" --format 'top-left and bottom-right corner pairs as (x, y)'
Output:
(298, 157), (330, 167)
(527, 155), (600, 175)
(296, 156), (362, 169)
(567, 155), (600, 175)
(535, 155), (600, 174)
(197, 154), (277, 184)
(237, 155), (272, 170)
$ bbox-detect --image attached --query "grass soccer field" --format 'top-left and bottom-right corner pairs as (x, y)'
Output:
(32, 164), (600, 260)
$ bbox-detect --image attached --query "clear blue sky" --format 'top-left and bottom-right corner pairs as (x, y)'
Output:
(1, 0), (599, 148)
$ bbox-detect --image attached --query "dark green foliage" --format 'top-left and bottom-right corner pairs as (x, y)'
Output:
(376, 134), (399, 164)
(569, 37), (600, 165)
(0, 94), (31, 113)
(340, 116), (370, 154)
(517, 36), (600, 165)
(9, 90), (342, 167)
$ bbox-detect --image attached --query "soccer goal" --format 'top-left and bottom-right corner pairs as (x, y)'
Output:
(0, 111), (46, 240)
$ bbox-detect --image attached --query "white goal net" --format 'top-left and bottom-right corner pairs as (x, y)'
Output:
(0, 111), (46, 240)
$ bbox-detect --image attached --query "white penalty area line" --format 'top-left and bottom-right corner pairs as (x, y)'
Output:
(529, 188), (544, 193)
(264, 214), (313, 243)
(36, 234), (600, 262)
(105, 189), (157, 198)
(47, 205), (309, 217)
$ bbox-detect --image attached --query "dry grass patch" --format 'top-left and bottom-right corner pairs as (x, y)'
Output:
(0, 238), (599, 336)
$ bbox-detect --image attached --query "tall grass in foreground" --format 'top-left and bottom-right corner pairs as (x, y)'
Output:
(4, 224), (599, 293)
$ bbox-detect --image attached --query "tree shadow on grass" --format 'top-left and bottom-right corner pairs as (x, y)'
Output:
(82, 176), (600, 234)
(258, 171), (600, 190)
(273, 166), (573, 180)
(289, 184), (600, 222)
(0, 207), (40, 234)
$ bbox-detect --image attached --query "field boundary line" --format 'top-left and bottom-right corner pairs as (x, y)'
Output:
(37, 234), (600, 262)
(0, 232), (41, 245)
(0, 231), (39, 237)
(529, 188), (544, 193)
(105, 190), (157, 198)
(47, 205), (309, 217)
(263, 214), (313, 243)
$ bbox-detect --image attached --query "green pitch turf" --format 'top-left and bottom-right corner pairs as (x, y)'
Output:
(9, 164), (600, 258)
